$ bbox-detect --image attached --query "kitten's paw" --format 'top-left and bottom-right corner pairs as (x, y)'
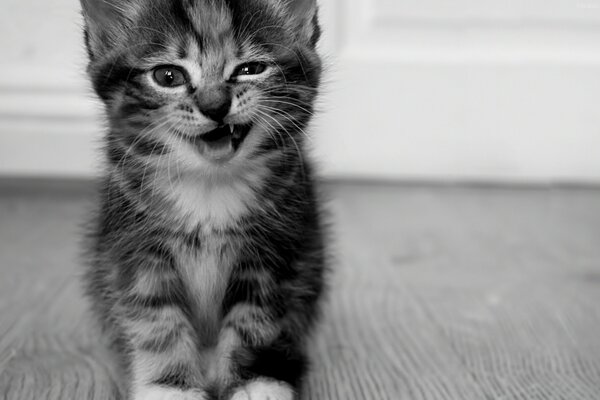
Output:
(230, 379), (294, 400)
(134, 386), (207, 400)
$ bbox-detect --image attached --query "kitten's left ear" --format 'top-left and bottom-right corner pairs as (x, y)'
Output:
(80, 0), (141, 58)
(283, 0), (321, 46)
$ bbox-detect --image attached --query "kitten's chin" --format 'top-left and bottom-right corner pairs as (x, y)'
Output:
(191, 124), (252, 163)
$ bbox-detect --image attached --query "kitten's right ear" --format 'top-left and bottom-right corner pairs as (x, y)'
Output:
(80, 0), (140, 57)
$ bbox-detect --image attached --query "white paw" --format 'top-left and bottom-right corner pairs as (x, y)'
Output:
(134, 386), (207, 400)
(230, 380), (294, 400)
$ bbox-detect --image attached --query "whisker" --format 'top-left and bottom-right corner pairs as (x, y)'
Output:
(236, 9), (265, 39)
(252, 113), (283, 152)
(151, 127), (173, 200)
(254, 42), (309, 81)
(109, 115), (172, 202)
(259, 99), (314, 116)
(138, 120), (173, 200)
(100, 41), (171, 88)
(256, 105), (312, 143)
(255, 109), (306, 181)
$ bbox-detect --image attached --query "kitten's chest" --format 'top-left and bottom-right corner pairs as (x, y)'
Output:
(165, 168), (264, 231)
(175, 233), (236, 344)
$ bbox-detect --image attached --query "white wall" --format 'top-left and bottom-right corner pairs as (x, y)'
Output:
(2, 0), (600, 183)
(0, 0), (100, 178)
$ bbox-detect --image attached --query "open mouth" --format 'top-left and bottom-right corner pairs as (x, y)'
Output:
(191, 124), (252, 161)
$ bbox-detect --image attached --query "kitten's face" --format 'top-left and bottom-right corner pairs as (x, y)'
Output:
(83, 0), (321, 171)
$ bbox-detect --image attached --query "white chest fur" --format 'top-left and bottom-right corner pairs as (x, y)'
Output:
(176, 234), (234, 345)
(164, 163), (268, 231)
(164, 165), (266, 343)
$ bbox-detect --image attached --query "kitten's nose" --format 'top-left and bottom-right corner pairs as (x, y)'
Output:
(195, 85), (231, 123)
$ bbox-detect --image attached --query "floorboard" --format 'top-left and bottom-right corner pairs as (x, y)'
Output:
(0, 182), (599, 399)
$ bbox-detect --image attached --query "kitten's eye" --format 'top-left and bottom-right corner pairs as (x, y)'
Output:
(232, 62), (268, 78)
(152, 66), (187, 87)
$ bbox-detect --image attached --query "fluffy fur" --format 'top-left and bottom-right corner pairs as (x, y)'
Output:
(80, 1), (327, 399)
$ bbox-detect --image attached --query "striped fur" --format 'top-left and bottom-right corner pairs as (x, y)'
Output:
(80, 1), (327, 399)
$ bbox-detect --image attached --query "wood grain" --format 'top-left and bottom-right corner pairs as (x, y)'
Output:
(1, 182), (599, 399)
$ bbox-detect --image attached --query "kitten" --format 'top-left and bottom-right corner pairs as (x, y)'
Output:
(80, 1), (327, 399)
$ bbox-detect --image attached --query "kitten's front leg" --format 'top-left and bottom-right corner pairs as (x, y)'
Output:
(123, 306), (207, 400)
(116, 255), (207, 400)
(211, 280), (308, 400)
(211, 306), (298, 400)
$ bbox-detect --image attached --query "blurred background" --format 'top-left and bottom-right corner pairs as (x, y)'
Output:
(2, 0), (600, 184)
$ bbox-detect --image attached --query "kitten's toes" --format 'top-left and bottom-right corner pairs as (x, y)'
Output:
(230, 379), (294, 400)
(134, 386), (207, 400)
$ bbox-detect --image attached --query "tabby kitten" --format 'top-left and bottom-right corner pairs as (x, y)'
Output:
(80, 0), (326, 399)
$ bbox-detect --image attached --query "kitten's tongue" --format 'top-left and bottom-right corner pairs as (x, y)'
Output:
(193, 124), (252, 162)
(194, 126), (235, 162)
(196, 135), (234, 161)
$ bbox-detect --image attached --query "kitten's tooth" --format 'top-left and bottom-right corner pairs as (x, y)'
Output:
(229, 124), (235, 134)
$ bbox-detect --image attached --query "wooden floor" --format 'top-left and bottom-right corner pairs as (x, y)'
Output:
(1, 181), (599, 400)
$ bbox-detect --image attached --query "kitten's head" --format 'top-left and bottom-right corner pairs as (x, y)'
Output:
(81, 0), (321, 171)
